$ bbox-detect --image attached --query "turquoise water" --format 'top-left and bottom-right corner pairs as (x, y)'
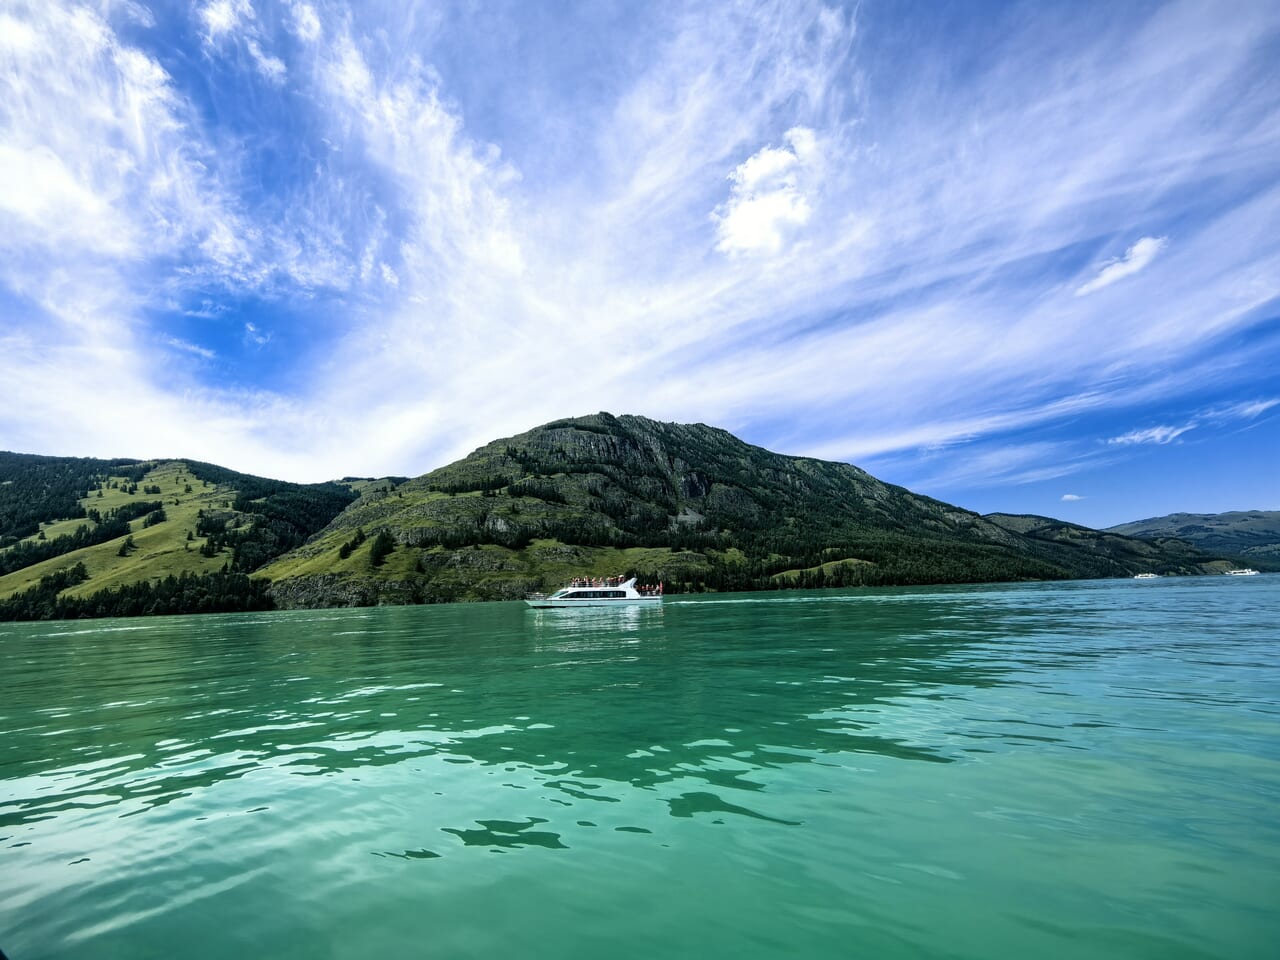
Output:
(2, 576), (1278, 959)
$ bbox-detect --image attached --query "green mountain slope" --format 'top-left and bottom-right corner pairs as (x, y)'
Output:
(0, 455), (360, 618)
(260, 413), (1226, 607)
(1106, 510), (1280, 567)
(0, 451), (148, 544)
(983, 513), (1235, 573)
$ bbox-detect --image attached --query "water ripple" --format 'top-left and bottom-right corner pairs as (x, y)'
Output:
(1, 577), (1278, 958)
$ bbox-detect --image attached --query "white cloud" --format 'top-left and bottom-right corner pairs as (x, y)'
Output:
(290, 2), (321, 43)
(198, 0), (251, 42)
(713, 127), (820, 256)
(1061, 493), (1085, 501)
(247, 38), (286, 83)
(0, 13), (39, 54)
(163, 336), (216, 360)
(0, 1), (262, 343)
(315, 29), (527, 287)
(200, 1), (288, 84)
(863, 437), (1095, 492)
(1075, 236), (1168, 296)
(332, 35), (373, 101)
(1211, 397), (1280, 420)
(200, 218), (255, 270)
(0, 144), (135, 254)
(1108, 423), (1195, 446)
(1104, 396), (1277, 452)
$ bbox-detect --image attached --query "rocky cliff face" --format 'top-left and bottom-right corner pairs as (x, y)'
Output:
(262, 413), (1225, 608)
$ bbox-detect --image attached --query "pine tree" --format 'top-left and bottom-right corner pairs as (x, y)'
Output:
(370, 530), (395, 566)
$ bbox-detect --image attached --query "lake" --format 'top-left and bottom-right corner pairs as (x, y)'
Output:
(2, 576), (1278, 959)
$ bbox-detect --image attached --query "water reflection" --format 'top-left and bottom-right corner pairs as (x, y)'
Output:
(527, 602), (661, 640)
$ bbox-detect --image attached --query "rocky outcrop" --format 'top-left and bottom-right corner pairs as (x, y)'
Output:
(268, 574), (401, 608)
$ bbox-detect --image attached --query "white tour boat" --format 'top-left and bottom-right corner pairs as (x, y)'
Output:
(1223, 568), (1260, 576)
(1133, 572), (1160, 580)
(525, 576), (663, 608)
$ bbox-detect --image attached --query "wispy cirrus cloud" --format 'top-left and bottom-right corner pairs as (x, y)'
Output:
(1207, 397), (1280, 421)
(288, 2), (321, 43)
(885, 438), (1103, 492)
(1061, 494), (1085, 502)
(0, 3), (243, 326)
(246, 39), (286, 83)
(0, 0), (1276, 506)
(1075, 236), (1168, 296)
(1108, 395), (1279, 447)
(199, 0), (286, 83)
(1108, 423), (1196, 446)
(162, 336), (216, 360)
(198, 0), (250, 40)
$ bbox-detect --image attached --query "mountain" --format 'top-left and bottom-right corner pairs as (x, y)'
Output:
(1106, 511), (1280, 568)
(259, 413), (1227, 607)
(0, 415), (1234, 620)
(0, 452), (362, 619)
(983, 513), (1227, 571)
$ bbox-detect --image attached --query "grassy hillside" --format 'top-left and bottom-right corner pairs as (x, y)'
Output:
(0, 451), (147, 544)
(0, 460), (233, 600)
(0, 457), (360, 618)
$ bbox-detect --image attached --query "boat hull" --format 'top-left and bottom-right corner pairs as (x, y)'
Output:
(525, 596), (663, 609)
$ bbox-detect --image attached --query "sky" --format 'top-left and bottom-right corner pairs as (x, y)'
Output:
(0, 0), (1277, 529)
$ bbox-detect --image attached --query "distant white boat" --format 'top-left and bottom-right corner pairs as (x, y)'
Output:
(525, 576), (663, 608)
(1223, 568), (1260, 577)
(1133, 572), (1160, 580)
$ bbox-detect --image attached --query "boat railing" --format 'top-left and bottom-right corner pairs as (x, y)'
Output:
(531, 577), (665, 600)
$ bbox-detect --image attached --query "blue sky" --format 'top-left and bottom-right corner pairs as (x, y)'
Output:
(0, 0), (1277, 528)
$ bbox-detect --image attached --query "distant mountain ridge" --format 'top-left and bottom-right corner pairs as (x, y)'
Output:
(1106, 511), (1280, 567)
(0, 415), (1237, 619)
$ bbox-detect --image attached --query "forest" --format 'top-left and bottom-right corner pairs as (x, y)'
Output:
(0, 564), (273, 621)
